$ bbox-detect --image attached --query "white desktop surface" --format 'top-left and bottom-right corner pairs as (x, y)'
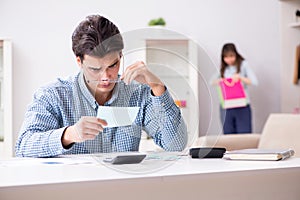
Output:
(1, 154), (300, 200)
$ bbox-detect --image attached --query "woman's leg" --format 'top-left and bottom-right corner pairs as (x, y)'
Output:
(235, 105), (252, 133)
(220, 107), (236, 134)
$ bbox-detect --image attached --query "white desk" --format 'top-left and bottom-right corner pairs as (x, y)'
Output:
(0, 154), (300, 200)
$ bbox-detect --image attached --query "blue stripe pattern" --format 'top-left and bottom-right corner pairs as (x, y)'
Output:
(15, 72), (187, 157)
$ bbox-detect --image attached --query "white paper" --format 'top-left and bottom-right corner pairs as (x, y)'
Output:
(97, 106), (140, 127)
(0, 157), (97, 166)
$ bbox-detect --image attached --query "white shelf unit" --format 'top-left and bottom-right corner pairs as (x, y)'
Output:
(145, 39), (199, 143)
(279, 0), (300, 113)
(123, 28), (199, 150)
(0, 39), (13, 158)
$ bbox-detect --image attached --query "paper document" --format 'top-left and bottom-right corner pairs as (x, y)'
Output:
(97, 106), (140, 127)
(0, 157), (97, 166)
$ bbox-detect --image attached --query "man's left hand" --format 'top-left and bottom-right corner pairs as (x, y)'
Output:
(121, 61), (165, 96)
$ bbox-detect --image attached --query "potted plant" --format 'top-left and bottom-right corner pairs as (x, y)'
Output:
(148, 17), (166, 27)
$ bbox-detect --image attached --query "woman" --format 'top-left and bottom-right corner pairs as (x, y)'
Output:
(212, 43), (258, 134)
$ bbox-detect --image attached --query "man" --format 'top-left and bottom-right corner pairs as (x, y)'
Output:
(15, 15), (187, 157)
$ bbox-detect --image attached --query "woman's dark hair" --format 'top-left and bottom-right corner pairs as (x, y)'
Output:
(72, 15), (124, 62)
(220, 43), (244, 78)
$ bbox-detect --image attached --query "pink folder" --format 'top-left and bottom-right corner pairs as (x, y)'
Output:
(218, 78), (247, 109)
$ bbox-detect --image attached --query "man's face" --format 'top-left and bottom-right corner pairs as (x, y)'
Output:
(80, 51), (121, 95)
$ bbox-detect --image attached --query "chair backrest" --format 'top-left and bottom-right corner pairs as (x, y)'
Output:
(258, 113), (300, 157)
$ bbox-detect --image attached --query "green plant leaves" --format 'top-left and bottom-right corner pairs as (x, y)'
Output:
(148, 18), (166, 26)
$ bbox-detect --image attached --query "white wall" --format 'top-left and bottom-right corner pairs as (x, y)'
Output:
(195, 1), (281, 135)
(0, 0), (281, 145)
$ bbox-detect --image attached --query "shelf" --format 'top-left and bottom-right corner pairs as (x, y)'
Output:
(0, 39), (13, 157)
(289, 22), (300, 28)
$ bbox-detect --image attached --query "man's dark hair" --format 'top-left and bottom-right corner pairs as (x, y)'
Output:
(72, 15), (124, 62)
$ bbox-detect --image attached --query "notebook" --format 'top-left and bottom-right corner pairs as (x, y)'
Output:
(223, 148), (295, 161)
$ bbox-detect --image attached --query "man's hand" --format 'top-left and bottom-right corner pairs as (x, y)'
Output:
(62, 116), (107, 148)
(121, 61), (165, 96)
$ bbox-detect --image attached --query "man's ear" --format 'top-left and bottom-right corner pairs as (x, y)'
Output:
(76, 56), (82, 68)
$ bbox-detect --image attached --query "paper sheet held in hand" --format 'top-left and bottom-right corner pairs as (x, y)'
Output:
(97, 106), (140, 127)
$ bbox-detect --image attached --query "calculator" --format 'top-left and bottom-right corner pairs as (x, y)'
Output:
(103, 154), (147, 164)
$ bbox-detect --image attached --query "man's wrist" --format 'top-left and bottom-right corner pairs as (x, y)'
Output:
(149, 83), (165, 96)
(61, 126), (75, 149)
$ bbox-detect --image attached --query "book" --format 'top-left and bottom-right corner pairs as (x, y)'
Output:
(223, 148), (295, 161)
(218, 78), (247, 109)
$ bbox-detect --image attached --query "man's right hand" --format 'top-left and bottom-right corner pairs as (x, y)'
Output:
(62, 116), (107, 148)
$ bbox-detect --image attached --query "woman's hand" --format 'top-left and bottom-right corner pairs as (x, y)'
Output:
(232, 73), (240, 83)
(233, 73), (252, 85)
